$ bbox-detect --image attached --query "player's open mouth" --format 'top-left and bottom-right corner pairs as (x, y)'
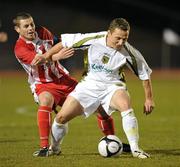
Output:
(28, 32), (35, 35)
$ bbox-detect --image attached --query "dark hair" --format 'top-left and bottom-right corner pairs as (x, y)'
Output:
(108, 18), (130, 33)
(13, 12), (32, 26)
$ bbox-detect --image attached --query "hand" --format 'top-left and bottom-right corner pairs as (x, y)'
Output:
(143, 99), (155, 115)
(52, 47), (75, 61)
(31, 55), (46, 66)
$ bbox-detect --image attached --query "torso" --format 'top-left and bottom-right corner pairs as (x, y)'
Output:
(14, 26), (69, 85)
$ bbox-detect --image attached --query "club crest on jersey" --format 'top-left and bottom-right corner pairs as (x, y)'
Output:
(102, 54), (109, 64)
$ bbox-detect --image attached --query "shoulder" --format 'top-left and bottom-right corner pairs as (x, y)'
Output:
(36, 26), (53, 40)
(36, 26), (50, 33)
(14, 38), (26, 51)
(14, 37), (35, 57)
(89, 43), (109, 55)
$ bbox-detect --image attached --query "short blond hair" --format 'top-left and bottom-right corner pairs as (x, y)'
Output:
(108, 18), (130, 33)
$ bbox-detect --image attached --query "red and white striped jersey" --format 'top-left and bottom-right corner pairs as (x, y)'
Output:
(14, 26), (69, 86)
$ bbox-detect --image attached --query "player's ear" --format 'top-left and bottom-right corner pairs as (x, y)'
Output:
(14, 26), (20, 33)
(107, 30), (111, 36)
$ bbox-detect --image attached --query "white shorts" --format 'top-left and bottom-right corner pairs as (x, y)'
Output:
(69, 80), (126, 117)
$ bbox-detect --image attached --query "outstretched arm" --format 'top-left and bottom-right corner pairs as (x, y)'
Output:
(31, 42), (74, 65)
(44, 42), (64, 60)
(51, 47), (74, 61)
(142, 78), (155, 115)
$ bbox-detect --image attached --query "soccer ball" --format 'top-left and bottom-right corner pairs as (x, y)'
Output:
(98, 135), (123, 157)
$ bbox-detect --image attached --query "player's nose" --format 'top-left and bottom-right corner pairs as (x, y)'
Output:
(117, 39), (124, 46)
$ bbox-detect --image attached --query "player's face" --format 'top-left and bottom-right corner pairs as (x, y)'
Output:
(15, 17), (36, 41)
(107, 28), (129, 50)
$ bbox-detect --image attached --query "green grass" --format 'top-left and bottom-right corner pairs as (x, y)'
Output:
(0, 70), (180, 167)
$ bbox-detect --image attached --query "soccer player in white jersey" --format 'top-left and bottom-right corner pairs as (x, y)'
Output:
(48, 18), (155, 159)
(13, 12), (126, 157)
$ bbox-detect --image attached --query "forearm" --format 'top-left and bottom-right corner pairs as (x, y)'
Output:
(51, 47), (75, 61)
(31, 43), (74, 65)
(142, 78), (155, 114)
(44, 42), (63, 60)
(142, 79), (153, 100)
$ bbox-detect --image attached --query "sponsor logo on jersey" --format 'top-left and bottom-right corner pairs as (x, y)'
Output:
(91, 64), (113, 73)
(102, 54), (109, 64)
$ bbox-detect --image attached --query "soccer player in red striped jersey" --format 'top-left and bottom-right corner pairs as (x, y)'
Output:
(13, 12), (77, 157)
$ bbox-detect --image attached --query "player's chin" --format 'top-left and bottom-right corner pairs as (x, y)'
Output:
(27, 34), (35, 41)
(115, 46), (123, 50)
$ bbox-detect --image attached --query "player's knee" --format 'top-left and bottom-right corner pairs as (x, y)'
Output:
(56, 114), (68, 124)
(115, 99), (131, 111)
(39, 92), (54, 106)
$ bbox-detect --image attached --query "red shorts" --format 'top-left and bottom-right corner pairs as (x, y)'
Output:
(35, 75), (78, 106)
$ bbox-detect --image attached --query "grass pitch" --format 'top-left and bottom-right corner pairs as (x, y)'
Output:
(0, 70), (180, 167)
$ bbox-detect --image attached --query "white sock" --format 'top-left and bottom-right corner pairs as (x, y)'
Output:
(51, 118), (68, 146)
(121, 109), (139, 152)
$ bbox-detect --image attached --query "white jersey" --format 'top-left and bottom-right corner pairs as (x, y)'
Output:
(86, 43), (127, 85)
(66, 32), (152, 116)
(61, 32), (152, 81)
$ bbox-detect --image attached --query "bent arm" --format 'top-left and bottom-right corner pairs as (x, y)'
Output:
(31, 42), (74, 65)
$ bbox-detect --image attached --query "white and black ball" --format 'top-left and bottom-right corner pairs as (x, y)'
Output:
(98, 135), (123, 157)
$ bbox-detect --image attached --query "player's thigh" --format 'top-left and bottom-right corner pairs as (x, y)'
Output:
(110, 89), (131, 111)
(69, 81), (100, 116)
(57, 96), (84, 123)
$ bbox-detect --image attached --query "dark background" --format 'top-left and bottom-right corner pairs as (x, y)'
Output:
(0, 0), (179, 71)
